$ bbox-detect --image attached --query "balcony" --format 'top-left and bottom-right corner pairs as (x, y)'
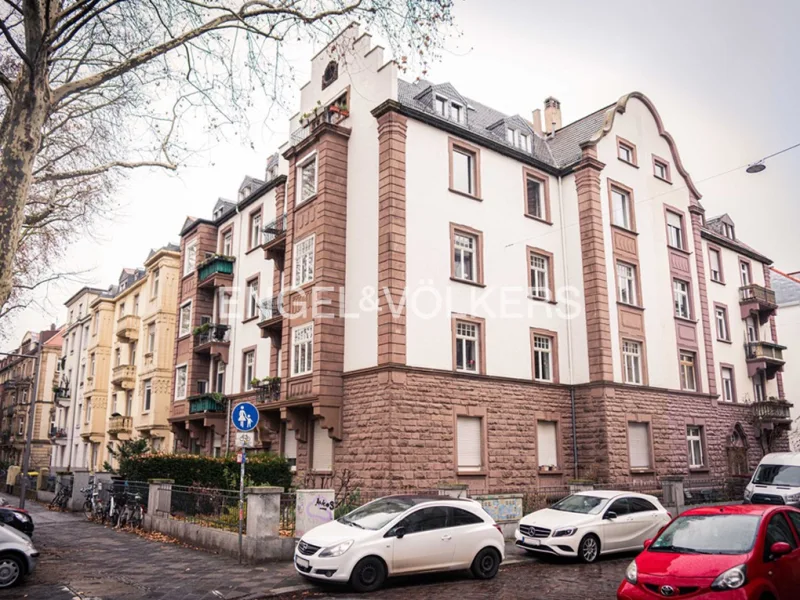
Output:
(107, 415), (133, 438)
(188, 393), (226, 415)
(257, 296), (283, 339)
(193, 324), (230, 364)
(255, 378), (281, 403)
(3, 376), (32, 390)
(111, 364), (136, 390)
(739, 284), (778, 324)
(261, 214), (287, 261)
(290, 102), (349, 146)
(752, 398), (792, 427)
(49, 426), (68, 442)
(116, 314), (141, 341)
(745, 341), (786, 380)
(197, 255), (235, 291)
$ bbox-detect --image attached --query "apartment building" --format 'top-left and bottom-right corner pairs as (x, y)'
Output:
(78, 245), (180, 471)
(772, 268), (800, 450)
(0, 327), (63, 470)
(171, 25), (790, 492)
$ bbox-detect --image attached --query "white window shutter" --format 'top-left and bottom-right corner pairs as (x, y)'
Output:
(312, 420), (333, 472)
(284, 429), (297, 459)
(537, 421), (558, 467)
(628, 423), (651, 469)
(457, 416), (482, 471)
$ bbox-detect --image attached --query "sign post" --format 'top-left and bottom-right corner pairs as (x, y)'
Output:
(231, 402), (258, 564)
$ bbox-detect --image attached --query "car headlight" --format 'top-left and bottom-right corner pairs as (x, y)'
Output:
(553, 527), (577, 537)
(318, 539), (354, 558)
(785, 492), (800, 503)
(711, 564), (746, 590)
(743, 488), (752, 500)
(12, 512), (28, 522)
(625, 560), (638, 584)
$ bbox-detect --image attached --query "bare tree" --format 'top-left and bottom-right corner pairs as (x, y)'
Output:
(0, 0), (453, 324)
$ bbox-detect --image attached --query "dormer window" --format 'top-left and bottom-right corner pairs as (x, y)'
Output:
(435, 95), (447, 116)
(267, 166), (278, 181)
(722, 223), (735, 240)
(451, 102), (464, 124)
(506, 128), (531, 152)
(239, 186), (251, 201)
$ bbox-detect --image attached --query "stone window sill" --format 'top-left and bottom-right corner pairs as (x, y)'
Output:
(524, 214), (553, 226)
(450, 277), (486, 288)
(457, 470), (487, 477)
(529, 295), (558, 305)
(448, 188), (482, 202)
(630, 468), (655, 475)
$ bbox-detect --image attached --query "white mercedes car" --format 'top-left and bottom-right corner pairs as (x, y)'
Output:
(294, 495), (505, 592)
(515, 490), (671, 563)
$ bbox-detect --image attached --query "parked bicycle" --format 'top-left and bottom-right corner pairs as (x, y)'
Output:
(81, 482), (105, 521)
(116, 491), (144, 529)
(49, 483), (72, 510)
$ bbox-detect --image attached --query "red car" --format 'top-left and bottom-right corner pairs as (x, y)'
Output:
(617, 504), (800, 599)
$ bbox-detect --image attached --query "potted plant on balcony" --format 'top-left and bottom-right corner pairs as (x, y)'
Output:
(193, 323), (211, 336)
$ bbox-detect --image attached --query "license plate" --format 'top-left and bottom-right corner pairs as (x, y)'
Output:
(296, 557), (310, 569)
(524, 537), (540, 546)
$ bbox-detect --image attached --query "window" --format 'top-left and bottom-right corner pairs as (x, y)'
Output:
(453, 232), (477, 282)
(450, 102), (464, 124)
(393, 507), (449, 535)
(90, 353), (96, 377)
(746, 317), (758, 342)
(673, 280), (690, 319)
(617, 139), (636, 164)
(617, 262), (638, 305)
(292, 324), (313, 376)
(630, 498), (658, 513)
(532, 334), (553, 382)
(83, 325), (89, 348)
(282, 428), (297, 472)
(622, 340), (643, 385)
(721, 367), (735, 402)
(151, 268), (160, 298)
(215, 361), (225, 393)
(452, 508), (484, 526)
(524, 170), (548, 220)
(606, 498), (631, 517)
(529, 251), (550, 300)
(740, 261), (751, 286)
(709, 248), (723, 282)
(293, 235), (315, 287)
(666, 211), (685, 250)
(133, 294), (140, 316)
(723, 222), (735, 240)
(611, 186), (632, 229)
(537, 420), (558, 468)
(312, 420), (333, 472)
(518, 132), (531, 153)
(246, 278), (259, 319)
(455, 321), (479, 373)
(679, 351), (697, 391)
(148, 323), (156, 353)
(764, 514), (797, 561)
(222, 230), (233, 256)
(653, 158), (670, 181)
(687, 425), (704, 468)
(243, 351), (255, 391)
(175, 366), (187, 400)
(179, 302), (192, 337)
(130, 342), (137, 366)
(452, 147), (476, 195)
(249, 213), (261, 249)
(628, 422), (652, 470)
(456, 415), (483, 472)
(434, 95), (447, 116)
(143, 380), (152, 412)
(715, 305), (730, 341)
(92, 311), (98, 334)
(184, 240), (197, 274)
(114, 347), (121, 367)
(298, 153), (317, 204)
(118, 302), (126, 318)
(754, 373), (766, 402)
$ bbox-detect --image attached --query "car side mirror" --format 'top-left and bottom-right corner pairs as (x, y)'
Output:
(643, 539), (652, 549)
(771, 541), (791, 558)
(394, 526), (406, 539)
(604, 511), (618, 520)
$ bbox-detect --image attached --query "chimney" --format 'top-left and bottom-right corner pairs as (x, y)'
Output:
(544, 96), (562, 134)
(531, 109), (543, 136)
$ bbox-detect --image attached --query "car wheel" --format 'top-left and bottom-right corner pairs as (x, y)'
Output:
(578, 534), (600, 563)
(0, 553), (24, 588)
(471, 547), (501, 579)
(349, 556), (387, 593)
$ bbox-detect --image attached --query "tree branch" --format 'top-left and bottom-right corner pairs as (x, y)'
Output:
(2, 0), (21, 14)
(0, 16), (31, 68)
(34, 160), (177, 183)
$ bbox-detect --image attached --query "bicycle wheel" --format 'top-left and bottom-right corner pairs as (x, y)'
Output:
(117, 507), (129, 529)
(131, 506), (143, 529)
(83, 499), (93, 519)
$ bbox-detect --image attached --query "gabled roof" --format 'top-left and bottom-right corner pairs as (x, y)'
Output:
(700, 214), (771, 264)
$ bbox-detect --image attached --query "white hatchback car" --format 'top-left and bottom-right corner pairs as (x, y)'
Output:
(515, 491), (671, 563)
(294, 495), (505, 592)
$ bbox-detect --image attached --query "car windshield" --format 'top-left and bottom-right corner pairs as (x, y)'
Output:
(752, 464), (800, 487)
(550, 495), (609, 515)
(338, 497), (416, 530)
(650, 515), (760, 555)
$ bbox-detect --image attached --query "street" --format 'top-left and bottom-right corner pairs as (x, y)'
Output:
(4, 495), (630, 600)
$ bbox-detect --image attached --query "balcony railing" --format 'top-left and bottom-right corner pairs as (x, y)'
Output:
(49, 426), (68, 439)
(255, 378), (281, 403)
(188, 393), (226, 414)
(116, 314), (141, 340)
(752, 398), (792, 423)
(111, 364), (136, 388)
(259, 296), (282, 322)
(194, 323), (230, 347)
(107, 415), (133, 435)
(198, 255), (235, 282)
(745, 341), (785, 362)
(739, 284), (777, 306)
(290, 104), (349, 145)
(262, 214), (287, 246)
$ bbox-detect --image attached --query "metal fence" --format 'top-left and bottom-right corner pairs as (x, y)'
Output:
(280, 493), (295, 537)
(167, 484), (242, 533)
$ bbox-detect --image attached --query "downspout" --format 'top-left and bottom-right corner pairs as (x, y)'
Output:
(225, 202), (244, 457)
(556, 173), (579, 479)
(66, 319), (83, 470)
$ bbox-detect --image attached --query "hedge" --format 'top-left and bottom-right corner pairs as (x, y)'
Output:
(119, 452), (293, 491)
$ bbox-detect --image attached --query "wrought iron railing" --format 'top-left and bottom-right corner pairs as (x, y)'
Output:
(259, 296), (282, 322)
(194, 324), (230, 346)
(255, 378), (281, 403)
(262, 214), (287, 246)
(739, 284), (777, 306)
(197, 255), (235, 282)
(168, 484), (243, 533)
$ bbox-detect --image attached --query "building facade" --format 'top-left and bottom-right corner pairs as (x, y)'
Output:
(772, 268), (800, 450)
(170, 25), (791, 493)
(0, 327), (63, 470)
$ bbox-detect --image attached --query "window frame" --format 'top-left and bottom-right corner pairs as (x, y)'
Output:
(293, 234), (315, 288)
(248, 208), (262, 251)
(686, 424), (706, 469)
(708, 246), (725, 284)
(626, 418), (654, 472)
(448, 137), (481, 200)
(311, 419), (334, 473)
(183, 239), (197, 276)
(739, 258), (752, 287)
(616, 136), (638, 167)
(291, 323), (314, 377)
(535, 417), (561, 471)
(434, 95), (447, 116)
(527, 246), (555, 303)
(178, 301), (192, 337)
(245, 275), (260, 321)
(242, 348), (256, 391)
(622, 338), (644, 385)
(665, 208), (686, 251)
(297, 151), (318, 206)
(453, 407), (487, 476)
(147, 323), (156, 353)
(522, 167), (551, 223)
(530, 328), (558, 383)
(608, 179), (636, 232)
(449, 223), (484, 286)
(143, 379), (152, 412)
(652, 155), (672, 183)
(679, 350), (698, 392)
(451, 314), (486, 375)
(672, 279), (691, 319)
(174, 364), (188, 400)
(616, 260), (640, 306)
(720, 364), (737, 403)
(714, 303), (731, 342)
(450, 101), (464, 124)
(220, 226), (233, 256)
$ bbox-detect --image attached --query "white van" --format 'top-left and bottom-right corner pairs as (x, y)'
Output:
(744, 453), (800, 507)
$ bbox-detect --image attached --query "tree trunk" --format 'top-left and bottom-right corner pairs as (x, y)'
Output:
(0, 69), (50, 315)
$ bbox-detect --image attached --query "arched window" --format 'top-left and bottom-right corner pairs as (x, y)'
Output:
(322, 60), (338, 90)
(726, 424), (749, 477)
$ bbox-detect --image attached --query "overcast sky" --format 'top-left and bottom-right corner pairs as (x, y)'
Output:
(6, 0), (799, 349)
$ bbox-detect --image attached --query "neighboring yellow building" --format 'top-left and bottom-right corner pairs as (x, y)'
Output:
(81, 244), (180, 471)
